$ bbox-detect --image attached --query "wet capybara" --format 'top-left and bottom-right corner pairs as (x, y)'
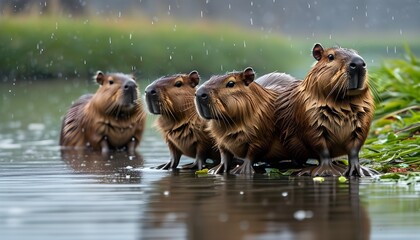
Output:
(275, 43), (377, 177)
(195, 67), (297, 174)
(60, 71), (146, 154)
(145, 71), (220, 170)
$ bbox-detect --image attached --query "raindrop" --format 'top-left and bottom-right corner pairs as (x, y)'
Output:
(308, 3), (311, 8)
(243, 41), (247, 48)
(250, 18), (253, 25)
(351, 17), (354, 22)
(316, 16), (320, 21)
(163, 190), (170, 196)
(281, 192), (288, 197)
(109, 37), (112, 44)
(83, 60), (87, 65)
(55, 22), (58, 30)
(294, 210), (314, 221)
(118, 11), (121, 18)
(239, 191), (244, 195)
(169, 55), (172, 60)
(329, 34), (332, 39)
(250, 1), (253, 6)
(399, 29), (403, 35)
(228, 3), (231, 9)
(200, 11), (203, 18)
(129, 33), (132, 40)
(386, 46), (389, 54)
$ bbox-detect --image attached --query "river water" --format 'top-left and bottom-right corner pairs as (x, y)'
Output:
(1, 79), (419, 240)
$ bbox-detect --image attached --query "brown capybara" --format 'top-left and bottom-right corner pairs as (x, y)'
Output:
(275, 43), (377, 177)
(60, 71), (146, 154)
(144, 71), (220, 170)
(195, 67), (297, 174)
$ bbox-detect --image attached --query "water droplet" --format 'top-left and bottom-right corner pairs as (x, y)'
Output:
(282, 192), (288, 197)
(294, 210), (314, 220)
(239, 191), (244, 195)
(163, 190), (170, 196)
(250, 18), (253, 25)
(200, 11), (203, 18)
(243, 41), (247, 48)
(109, 37), (112, 44)
(129, 33), (132, 40)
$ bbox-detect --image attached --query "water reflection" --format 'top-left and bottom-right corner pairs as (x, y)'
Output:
(140, 174), (370, 240)
(61, 148), (143, 184)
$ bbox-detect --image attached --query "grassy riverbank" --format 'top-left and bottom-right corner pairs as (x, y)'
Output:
(362, 47), (420, 172)
(0, 17), (298, 80)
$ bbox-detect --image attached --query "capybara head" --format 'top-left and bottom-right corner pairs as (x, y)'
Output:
(195, 67), (255, 122)
(306, 43), (368, 98)
(144, 71), (199, 116)
(92, 71), (140, 116)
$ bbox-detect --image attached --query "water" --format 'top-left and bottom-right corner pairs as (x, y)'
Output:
(1, 80), (419, 240)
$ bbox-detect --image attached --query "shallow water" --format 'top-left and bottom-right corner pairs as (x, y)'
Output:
(1, 80), (419, 240)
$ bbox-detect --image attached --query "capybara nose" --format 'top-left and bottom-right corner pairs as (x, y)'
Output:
(200, 93), (208, 100)
(196, 88), (209, 101)
(145, 85), (157, 96)
(349, 56), (366, 71)
(124, 80), (137, 91)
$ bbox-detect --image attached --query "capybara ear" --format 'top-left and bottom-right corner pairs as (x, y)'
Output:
(242, 67), (255, 86)
(189, 71), (200, 87)
(95, 71), (105, 85)
(312, 43), (324, 61)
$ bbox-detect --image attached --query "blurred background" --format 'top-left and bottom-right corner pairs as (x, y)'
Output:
(1, 0), (419, 81)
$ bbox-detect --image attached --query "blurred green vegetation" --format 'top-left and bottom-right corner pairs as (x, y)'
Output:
(0, 17), (298, 80)
(362, 46), (420, 172)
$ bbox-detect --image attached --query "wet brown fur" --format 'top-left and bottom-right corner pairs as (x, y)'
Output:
(60, 72), (146, 153)
(146, 72), (220, 170)
(196, 68), (296, 174)
(275, 44), (375, 176)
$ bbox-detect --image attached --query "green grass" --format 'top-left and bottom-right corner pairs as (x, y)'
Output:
(0, 17), (298, 80)
(362, 46), (420, 172)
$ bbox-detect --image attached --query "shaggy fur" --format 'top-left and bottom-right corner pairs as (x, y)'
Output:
(145, 71), (220, 170)
(195, 68), (296, 174)
(275, 44), (376, 177)
(60, 71), (146, 154)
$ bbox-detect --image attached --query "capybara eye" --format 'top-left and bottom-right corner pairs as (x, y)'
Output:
(174, 81), (183, 87)
(226, 81), (235, 88)
(109, 80), (114, 85)
(328, 54), (335, 61)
